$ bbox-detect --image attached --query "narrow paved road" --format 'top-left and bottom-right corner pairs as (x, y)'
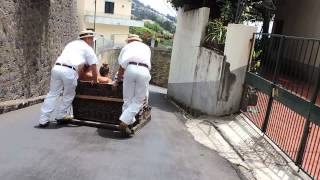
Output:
(0, 86), (240, 180)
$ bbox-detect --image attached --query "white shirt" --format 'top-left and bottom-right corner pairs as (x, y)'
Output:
(56, 40), (98, 70)
(118, 41), (151, 70)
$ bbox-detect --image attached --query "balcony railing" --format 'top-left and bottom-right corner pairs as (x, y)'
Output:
(83, 11), (143, 27)
(84, 11), (131, 20)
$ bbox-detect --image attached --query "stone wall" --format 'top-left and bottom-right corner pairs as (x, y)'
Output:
(99, 48), (121, 80)
(0, 0), (79, 102)
(150, 48), (171, 87)
(99, 47), (171, 87)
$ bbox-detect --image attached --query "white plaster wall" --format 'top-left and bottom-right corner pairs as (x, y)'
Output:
(190, 48), (224, 114)
(215, 24), (256, 115)
(168, 7), (210, 106)
(169, 7), (210, 83)
(190, 24), (254, 115)
(168, 9), (255, 115)
(224, 24), (255, 71)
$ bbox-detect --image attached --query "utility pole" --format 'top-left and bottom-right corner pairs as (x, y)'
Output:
(94, 0), (97, 52)
(94, 0), (97, 31)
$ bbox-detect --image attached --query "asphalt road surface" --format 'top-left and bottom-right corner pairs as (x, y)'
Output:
(0, 86), (240, 180)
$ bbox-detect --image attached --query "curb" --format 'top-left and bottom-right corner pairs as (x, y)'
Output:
(0, 96), (45, 115)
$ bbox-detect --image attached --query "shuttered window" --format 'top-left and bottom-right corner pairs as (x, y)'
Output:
(105, 1), (114, 14)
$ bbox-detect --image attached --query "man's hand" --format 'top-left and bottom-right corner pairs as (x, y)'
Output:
(90, 79), (98, 85)
(112, 81), (118, 91)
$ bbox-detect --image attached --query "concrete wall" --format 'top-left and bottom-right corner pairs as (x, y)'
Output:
(168, 7), (210, 106)
(219, 24), (256, 115)
(0, 0), (79, 102)
(168, 7), (255, 116)
(275, 0), (320, 38)
(189, 48), (225, 114)
(99, 47), (171, 87)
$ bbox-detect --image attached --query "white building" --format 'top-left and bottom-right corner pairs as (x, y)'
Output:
(77, 0), (144, 47)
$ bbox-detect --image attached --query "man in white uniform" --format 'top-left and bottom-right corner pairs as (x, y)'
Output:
(116, 34), (151, 134)
(38, 30), (98, 128)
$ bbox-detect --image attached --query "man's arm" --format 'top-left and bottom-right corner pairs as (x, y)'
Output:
(90, 64), (98, 83)
(117, 66), (125, 82)
(112, 66), (124, 91)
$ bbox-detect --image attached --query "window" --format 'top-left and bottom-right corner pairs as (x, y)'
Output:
(105, 1), (114, 14)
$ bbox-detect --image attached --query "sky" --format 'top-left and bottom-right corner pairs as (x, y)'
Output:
(137, 0), (177, 17)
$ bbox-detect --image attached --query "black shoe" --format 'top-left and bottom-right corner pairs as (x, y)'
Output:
(38, 122), (50, 128)
(55, 115), (73, 125)
(55, 119), (70, 125)
(124, 127), (134, 137)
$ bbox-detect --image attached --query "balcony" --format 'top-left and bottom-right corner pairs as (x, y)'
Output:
(84, 11), (143, 27)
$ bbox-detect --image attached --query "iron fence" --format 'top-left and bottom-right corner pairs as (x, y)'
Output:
(242, 33), (320, 179)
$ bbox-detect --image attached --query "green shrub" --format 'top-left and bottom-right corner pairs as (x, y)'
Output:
(204, 19), (227, 44)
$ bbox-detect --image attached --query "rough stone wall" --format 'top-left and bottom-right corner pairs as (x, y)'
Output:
(150, 48), (171, 87)
(0, 0), (78, 102)
(99, 48), (171, 87)
(99, 48), (121, 80)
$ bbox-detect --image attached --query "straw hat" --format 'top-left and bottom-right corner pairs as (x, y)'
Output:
(79, 30), (95, 39)
(126, 34), (142, 42)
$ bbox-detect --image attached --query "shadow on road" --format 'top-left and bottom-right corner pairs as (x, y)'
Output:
(96, 128), (131, 140)
(149, 91), (176, 113)
(33, 122), (81, 130)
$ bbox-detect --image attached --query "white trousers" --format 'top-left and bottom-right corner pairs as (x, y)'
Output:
(39, 66), (78, 124)
(120, 65), (151, 125)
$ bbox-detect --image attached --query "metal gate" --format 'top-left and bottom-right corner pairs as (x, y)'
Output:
(241, 33), (320, 179)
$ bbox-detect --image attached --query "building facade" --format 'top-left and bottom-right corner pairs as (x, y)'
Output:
(273, 0), (320, 38)
(77, 0), (143, 46)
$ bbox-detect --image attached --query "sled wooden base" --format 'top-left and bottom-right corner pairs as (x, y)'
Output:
(69, 112), (151, 137)
(71, 81), (151, 137)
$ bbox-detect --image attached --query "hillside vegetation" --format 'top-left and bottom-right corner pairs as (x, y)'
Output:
(131, 0), (176, 48)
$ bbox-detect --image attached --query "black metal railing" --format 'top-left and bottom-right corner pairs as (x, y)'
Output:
(252, 34), (320, 101)
(242, 33), (320, 179)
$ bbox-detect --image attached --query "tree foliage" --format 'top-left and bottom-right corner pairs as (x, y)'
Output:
(167, 0), (278, 33)
(132, 0), (176, 33)
(130, 22), (174, 48)
(144, 22), (165, 33)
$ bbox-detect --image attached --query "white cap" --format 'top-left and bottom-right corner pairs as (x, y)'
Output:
(79, 30), (95, 39)
(126, 34), (142, 42)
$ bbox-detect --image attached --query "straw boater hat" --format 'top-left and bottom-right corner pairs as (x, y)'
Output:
(79, 30), (95, 39)
(126, 34), (142, 42)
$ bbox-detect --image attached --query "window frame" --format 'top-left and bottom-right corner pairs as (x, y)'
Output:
(104, 1), (114, 14)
